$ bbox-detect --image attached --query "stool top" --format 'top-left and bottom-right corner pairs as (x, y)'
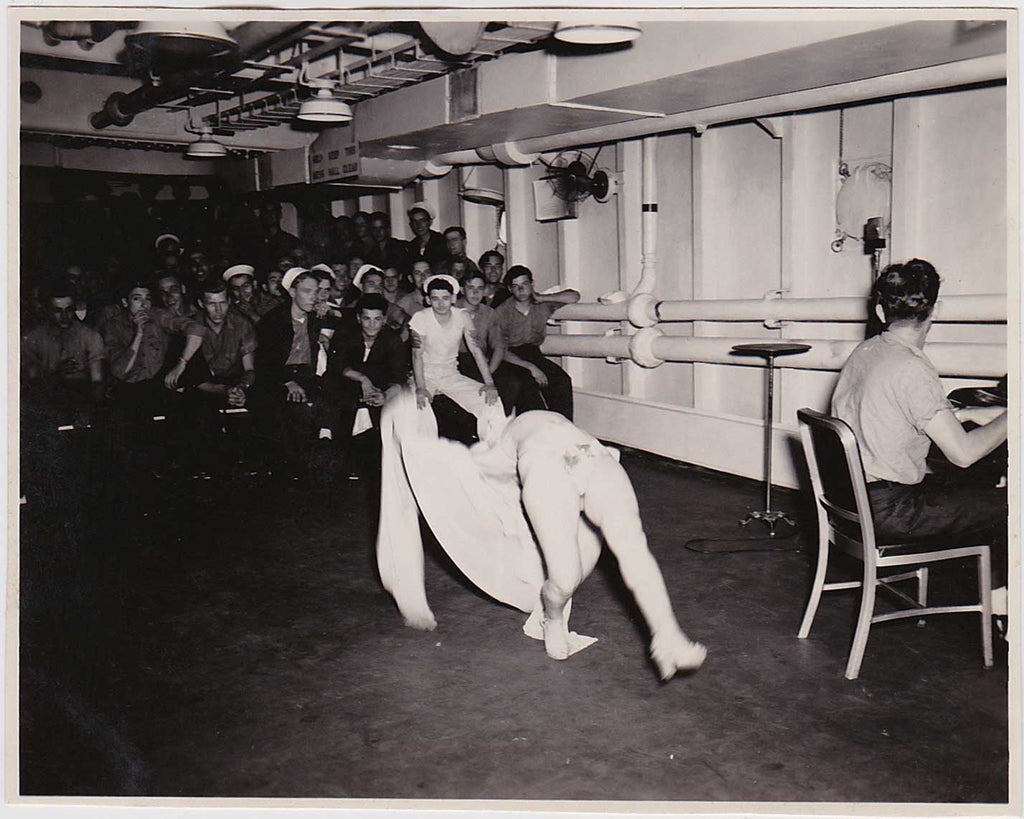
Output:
(731, 342), (812, 358)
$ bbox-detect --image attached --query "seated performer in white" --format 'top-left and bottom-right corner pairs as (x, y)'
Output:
(376, 388), (707, 681)
(408, 274), (506, 444)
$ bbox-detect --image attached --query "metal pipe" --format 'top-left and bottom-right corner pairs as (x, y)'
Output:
(552, 293), (1007, 325)
(541, 333), (1006, 377)
(90, 22), (305, 129)
(431, 54), (1005, 168)
(634, 136), (658, 297)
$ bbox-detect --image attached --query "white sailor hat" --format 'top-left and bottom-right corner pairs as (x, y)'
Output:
(222, 264), (255, 283)
(423, 273), (460, 296)
(311, 263), (335, 280)
(154, 233), (182, 250)
(407, 201), (435, 221)
(352, 264), (384, 290)
(281, 266), (309, 291)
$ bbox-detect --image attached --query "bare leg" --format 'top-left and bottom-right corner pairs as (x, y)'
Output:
(521, 461), (585, 660)
(583, 457), (706, 679)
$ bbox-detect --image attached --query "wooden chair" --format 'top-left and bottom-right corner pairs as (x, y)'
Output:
(795, 408), (993, 680)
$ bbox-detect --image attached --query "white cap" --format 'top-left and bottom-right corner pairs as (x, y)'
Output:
(352, 264), (384, 290)
(222, 264), (255, 283)
(423, 273), (460, 297)
(281, 266), (309, 292)
(311, 263), (335, 279)
(407, 201), (435, 221)
(154, 233), (181, 250)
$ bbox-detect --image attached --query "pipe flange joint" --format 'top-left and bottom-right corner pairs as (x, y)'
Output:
(629, 326), (664, 369)
(491, 141), (540, 167)
(627, 292), (659, 329)
(421, 159), (453, 178)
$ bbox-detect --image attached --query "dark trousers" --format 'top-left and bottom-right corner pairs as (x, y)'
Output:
(456, 353), (533, 416)
(868, 474), (1008, 584)
(507, 344), (573, 421)
(251, 367), (334, 477)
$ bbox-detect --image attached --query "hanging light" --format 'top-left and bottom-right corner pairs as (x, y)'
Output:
(553, 22), (642, 45)
(125, 21), (237, 61)
(297, 87), (354, 123)
(185, 125), (228, 159)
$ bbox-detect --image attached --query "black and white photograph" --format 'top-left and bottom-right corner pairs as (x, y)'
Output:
(7, 6), (1019, 817)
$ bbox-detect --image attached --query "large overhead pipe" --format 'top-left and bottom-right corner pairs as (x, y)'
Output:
(90, 21), (305, 130)
(431, 54), (1005, 168)
(553, 293), (1008, 325)
(540, 332), (1006, 378)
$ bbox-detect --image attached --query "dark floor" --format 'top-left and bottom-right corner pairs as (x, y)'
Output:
(16, 438), (1011, 806)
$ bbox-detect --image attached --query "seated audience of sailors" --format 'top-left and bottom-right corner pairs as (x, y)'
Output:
(20, 199), (578, 485)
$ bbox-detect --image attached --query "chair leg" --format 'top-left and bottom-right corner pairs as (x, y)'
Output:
(845, 559), (878, 680)
(979, 548), (993, 668)
(798, 537), (829, 639)
(916, 566), (929, 627)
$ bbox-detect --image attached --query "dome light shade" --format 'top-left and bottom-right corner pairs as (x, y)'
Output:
(126, 21), (238, 61)
(297, 88), (354, 123)
(553, 22), (642, 45)
(185, 126), (228, 159)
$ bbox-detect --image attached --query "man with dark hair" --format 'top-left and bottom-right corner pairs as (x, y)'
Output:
(324, 292), (410, 465)
(169, 281), (256, 404)
(494, 265), (580, 420)
(99, 279), (204, 389)
(832, 258), (1008, 602)
(458, 272), (532, 416)
(22, 279), (105, 407)
(366, 211), (409, 271)
(169, 280), (258, 476)
(405, 202), (447, 267)
(441, 226), (480, 282)
(255, 201), (300, 275)
(479, 250), (509, 307)
(156, 272), (200, 320)
(396, 259), (430, 319)
(352, 211), (376, 259)
(98, 279), (205, 476)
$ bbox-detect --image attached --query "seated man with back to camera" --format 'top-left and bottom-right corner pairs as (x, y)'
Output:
(831, 259), (1009, 608)
(494, 264), (580, 421)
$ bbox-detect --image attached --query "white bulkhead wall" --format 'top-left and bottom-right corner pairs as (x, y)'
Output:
(494, 81), (1008, 487)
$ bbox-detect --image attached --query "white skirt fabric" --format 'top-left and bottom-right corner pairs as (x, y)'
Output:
(375, 388), (596, 654)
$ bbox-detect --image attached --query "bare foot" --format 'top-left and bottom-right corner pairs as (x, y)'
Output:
(542, 616), (571, 660)
(650, 630), (707, 680)
(404, 613), (438, 631)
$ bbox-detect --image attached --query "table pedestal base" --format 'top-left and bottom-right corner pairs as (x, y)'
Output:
(739, 508), (797, 536)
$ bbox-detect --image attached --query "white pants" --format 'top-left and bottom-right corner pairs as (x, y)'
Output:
(424, 366), (506, 444)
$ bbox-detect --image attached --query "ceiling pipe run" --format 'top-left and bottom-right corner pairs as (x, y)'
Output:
(540, 333), (1006, 378)
(89, 22), (306, 130)
(430, 54), (1005, 170)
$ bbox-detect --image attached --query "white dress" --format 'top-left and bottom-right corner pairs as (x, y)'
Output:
(408, 306), (505, 444)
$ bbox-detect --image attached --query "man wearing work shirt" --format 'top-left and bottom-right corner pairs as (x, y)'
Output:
(494, 264), (579, 421)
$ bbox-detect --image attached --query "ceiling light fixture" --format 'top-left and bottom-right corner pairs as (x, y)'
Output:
(553, 22), (642, 45)
(125, 21), (238, 61)
(183, 107), (229, 160)
(185, 125), (228, 159)
(296, 62), (354, 124)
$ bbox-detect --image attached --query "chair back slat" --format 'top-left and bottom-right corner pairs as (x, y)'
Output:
(797, 408), (876, 553)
